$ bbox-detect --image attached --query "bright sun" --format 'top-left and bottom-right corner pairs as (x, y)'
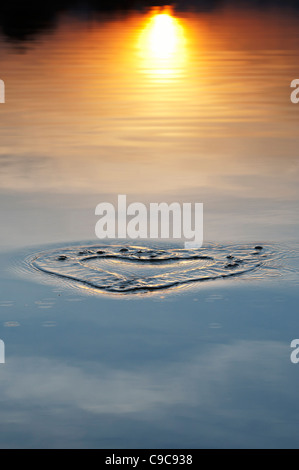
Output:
(138, 10), (186, 77)
(148, 13), (178, 59)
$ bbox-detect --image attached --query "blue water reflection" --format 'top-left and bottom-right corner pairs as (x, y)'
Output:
(0, 0), (299, 448)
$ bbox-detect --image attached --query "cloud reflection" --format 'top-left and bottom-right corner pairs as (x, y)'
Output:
(0, 340), (295, 448)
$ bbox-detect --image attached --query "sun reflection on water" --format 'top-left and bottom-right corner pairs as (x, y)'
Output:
(138, 8), (186, 79)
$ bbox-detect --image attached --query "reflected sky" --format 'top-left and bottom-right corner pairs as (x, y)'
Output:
(0, 5), (299, 247)
(0, 3), (299, 448)
(0, 7), (298, 192)
(0, 257), (298, 448)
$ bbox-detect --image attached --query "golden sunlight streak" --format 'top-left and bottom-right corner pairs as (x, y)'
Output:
(149, 13), (178, 59)
(138, 9), (186, 78)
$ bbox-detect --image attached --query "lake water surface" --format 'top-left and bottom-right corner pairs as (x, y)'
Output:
(0, 2), (299, 448)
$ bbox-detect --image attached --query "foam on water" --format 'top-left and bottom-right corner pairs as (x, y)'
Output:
(26, 243), (271, 295)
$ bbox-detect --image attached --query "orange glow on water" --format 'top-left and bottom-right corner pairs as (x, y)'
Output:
(148, 13), (179, 59)
(0, 7), (298, 200)
(138, 9), (186, 78)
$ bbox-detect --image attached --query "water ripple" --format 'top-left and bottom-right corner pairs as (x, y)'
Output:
(26, 243), (272, 295)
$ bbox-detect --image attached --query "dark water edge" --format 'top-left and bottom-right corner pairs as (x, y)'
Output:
(1, 0), (299, 42)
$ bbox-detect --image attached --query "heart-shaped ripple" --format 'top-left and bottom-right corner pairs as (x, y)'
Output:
(29, 243), (268, 295)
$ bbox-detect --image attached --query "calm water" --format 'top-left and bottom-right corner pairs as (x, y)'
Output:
(0, 2), (299, 448)
(0, 3), (299, 248)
